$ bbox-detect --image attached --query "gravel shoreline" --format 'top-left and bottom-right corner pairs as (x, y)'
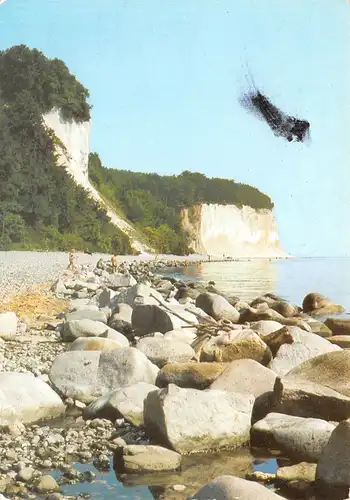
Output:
(0, 251), (207, 300)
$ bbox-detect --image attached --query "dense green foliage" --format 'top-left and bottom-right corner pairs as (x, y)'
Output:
(0, 45), (131, 253)
(89, 153), (274, 254)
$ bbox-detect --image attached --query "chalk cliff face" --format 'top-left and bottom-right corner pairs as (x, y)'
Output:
(43, 109), (150, 253)
(181, 204), (286, 258)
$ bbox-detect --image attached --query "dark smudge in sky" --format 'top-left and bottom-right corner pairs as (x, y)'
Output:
(239, 83), (310, 143)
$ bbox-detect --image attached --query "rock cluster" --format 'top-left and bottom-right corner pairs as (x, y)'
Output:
(0, 257), (349, 499)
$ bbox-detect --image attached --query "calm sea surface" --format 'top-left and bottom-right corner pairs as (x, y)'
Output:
(59, 258), (349, 499)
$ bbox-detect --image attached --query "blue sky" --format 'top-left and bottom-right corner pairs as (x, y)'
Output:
(0, 0), (348, 256)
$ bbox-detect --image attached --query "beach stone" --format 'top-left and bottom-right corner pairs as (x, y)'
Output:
(35, 475), (59, 493)
(102, 273), (137, 290)
(251, 412), (335, 462)
(132, 304), (198, 336)
(269, 300), (299, 318)
(302, 292), (344, 316)
(118, 283), (164, 307)
(49, 351), (100, 403)
(163, 328), (197, 344)
(272, 377), (350, 421)
(240, 304), (285, 323)
(62, 319), (107, 341)
(189, 475), (284, 499)
(94, 288), (118, 309)
(156, 362), (227, 389)
(65, 309), (108, 324)
(50, 347), (158, 403)
(118, 444), (181, 473)
(250, 320), (284, 336)
(84, 382), (158, 425)
(304, 318), (332, 338)
(202, 329), (272, 366)
(69, 336), (127, 352)
(325, 318), (350, 336)
(73, 280), (100, 292)
(144, 384), (254, 454)
(17, 467), (34, 482)
(195, 292), (240, 322)
(327, 336), (350, 348)
(316, 419), (350, 499)
(108, 303), (132, 333)
(270, 327), (340, 377)
(0, 312), (18, 339)
(284, 350), (350, 397)
(260, 327), (294, 356)
(276, 462), (316, 485)
(0, 372), (65, 426)
(210, 359), (276, 395)
(136, 336), (195, 367)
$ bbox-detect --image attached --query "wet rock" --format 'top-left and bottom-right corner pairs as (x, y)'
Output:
(195, 293), (240, 322)
(35, 475), (59, 493)
(136, 336), (195, 367)
(144, 384), (254, 454)
(251, 412), (335, 461)
(302, 292), (344, 316)
(0, 372), (65, 426)
(156, 362), (227, 390)
(84, 382), (158, 425)
(189, 475), (284, 499)
(118, 444), (182, 473)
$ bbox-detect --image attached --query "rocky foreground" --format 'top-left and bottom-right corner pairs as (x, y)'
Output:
(1, 258), (350, 499)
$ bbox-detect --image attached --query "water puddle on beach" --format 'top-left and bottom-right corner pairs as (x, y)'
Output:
(51, 449), (283, 499)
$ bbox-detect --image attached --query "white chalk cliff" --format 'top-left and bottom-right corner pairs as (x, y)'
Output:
(43, 109), (150, 253)
(181, 204), (287, 258)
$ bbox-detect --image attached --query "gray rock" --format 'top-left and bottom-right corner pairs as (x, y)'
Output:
(102, 273), (137, 290)
(270, 327), (340, 377)
(0, 372), (65, 426)
(50, 348), (158, 403)
(189, 475), (284, 499)
(302, 292), (344, 316)
(196, 292), (240, 322)
(251, 412), (335, 462)
(316, 419), (350, 499)
(250, 320), (284, 336)
(136, 336), (195, 367)
(156, 362), (227, 390)
(132, 304), (197, 336)
(35, 475), (59, 493)
(61, 319), (108, 341)
(144, 384), (254, 454)
(84, 382), (158, 425)
(49, 351), (101, 403)
(284, 350), (350, 398)
(65, 309), (108, 324)
(0, 312), (18, 338)
(272, 377), (350, 421)
(163, 328), (197, 344)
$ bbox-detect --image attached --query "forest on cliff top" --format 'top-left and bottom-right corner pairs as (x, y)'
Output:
(0, 44), (274, 254)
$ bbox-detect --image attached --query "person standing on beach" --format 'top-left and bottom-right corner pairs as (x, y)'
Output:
(68, 249), (75, 271)
(111, 254), (118, 273)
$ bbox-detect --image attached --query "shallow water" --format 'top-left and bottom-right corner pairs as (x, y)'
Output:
(163, 257), (350, 312)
